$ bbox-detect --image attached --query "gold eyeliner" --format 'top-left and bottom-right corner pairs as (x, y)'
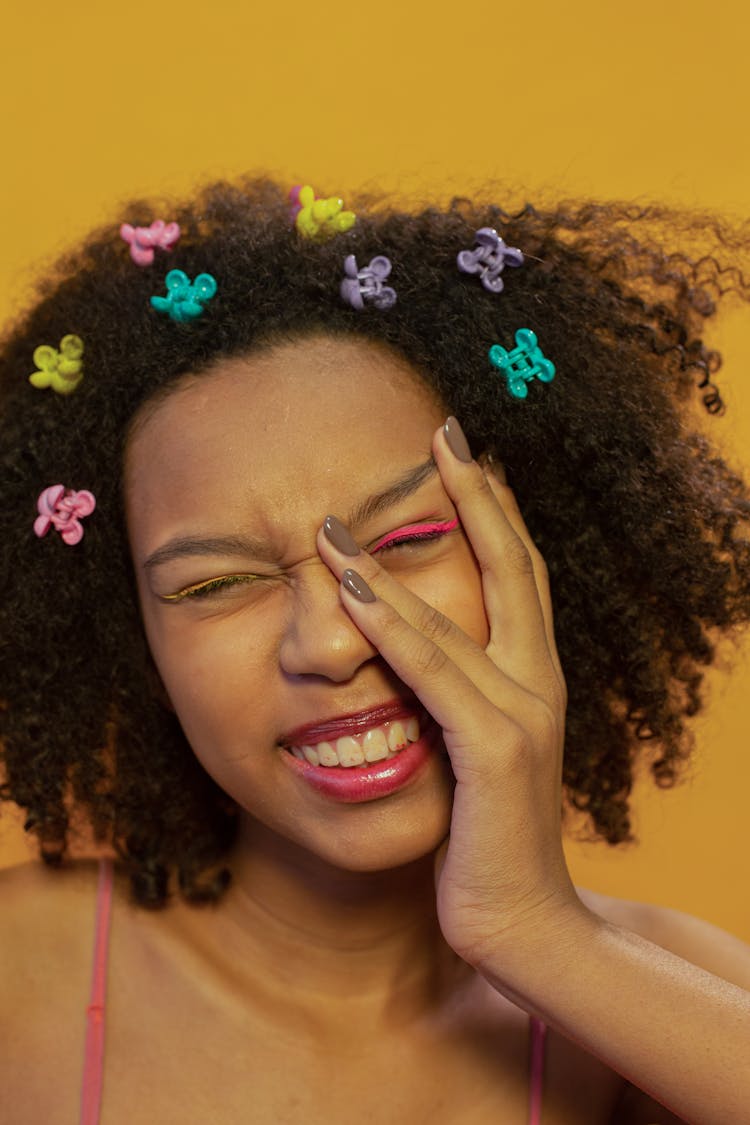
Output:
(160, 574), (257, 602)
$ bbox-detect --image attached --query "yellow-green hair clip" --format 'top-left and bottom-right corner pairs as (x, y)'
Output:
(290, 184), (356, 240)
(29, 335), (84, 394)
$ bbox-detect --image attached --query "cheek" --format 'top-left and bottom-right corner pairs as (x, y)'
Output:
(142, 615), (276, 744)
(404, 551), (490, 648)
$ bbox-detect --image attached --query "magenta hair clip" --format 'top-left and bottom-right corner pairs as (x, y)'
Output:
(120, 220), (181, 266)
(34, 485), (96, 545)
(370, 518), (459, 554)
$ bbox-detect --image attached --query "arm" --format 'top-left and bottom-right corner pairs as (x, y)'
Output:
(478, 897), (750, 1125)
(316, 417), (750, 1125)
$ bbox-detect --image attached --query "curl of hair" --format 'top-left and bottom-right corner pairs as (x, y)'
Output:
(2, 177), (750, 908)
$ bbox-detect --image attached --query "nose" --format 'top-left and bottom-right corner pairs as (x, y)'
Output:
(278, 562), (378, 682)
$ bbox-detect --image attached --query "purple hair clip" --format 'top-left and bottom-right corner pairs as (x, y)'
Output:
(34, 485), (96, 546)
(340, 255), (397, 310)
(457, 227), (524, 294)
(120, 220), (181, 266)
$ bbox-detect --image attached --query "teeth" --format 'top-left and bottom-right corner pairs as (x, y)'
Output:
(317, 741), (338, 767)
(288, 716), (423, 768)
(336, 736), (365, 767)
(387, 722), (408, 752)
(362, 728), (389, 762)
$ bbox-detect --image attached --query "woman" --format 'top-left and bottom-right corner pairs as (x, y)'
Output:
(1, 179), (749, 1123)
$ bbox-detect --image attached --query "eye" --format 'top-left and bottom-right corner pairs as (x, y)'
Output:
(369, 518), (459, 556)
(161, 574), (260, 603)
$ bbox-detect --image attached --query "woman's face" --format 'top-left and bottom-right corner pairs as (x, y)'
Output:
(125, 336), (489, 872)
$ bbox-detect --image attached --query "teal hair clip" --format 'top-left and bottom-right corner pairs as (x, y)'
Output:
(488, 329), (555, 399)
(150, 270), (217, 323)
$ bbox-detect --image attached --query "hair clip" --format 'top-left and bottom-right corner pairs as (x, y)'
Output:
(340, 255), (397, 310)
(488, 329), (555, 399)
(120, 220), (181, 266)
(34, 485), (96, 545)
(150, 270), (217, 323)
(28, 335), (84, 395)
(457, 228), (524, 294)
(289, 184), (356, 240)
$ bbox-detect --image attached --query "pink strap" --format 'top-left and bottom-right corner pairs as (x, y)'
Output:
(528, 1016), (547, 1124)
(80, 857), (114, 1125)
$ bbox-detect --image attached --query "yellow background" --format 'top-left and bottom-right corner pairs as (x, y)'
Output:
(1, 1), (748, 940)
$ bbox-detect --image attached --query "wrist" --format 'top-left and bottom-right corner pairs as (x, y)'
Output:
(474, 893), (604, 1003)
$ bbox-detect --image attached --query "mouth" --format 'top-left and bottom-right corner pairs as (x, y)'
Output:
(280, 701), (426, 770)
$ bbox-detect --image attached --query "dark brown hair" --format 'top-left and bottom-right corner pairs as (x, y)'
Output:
(2, 177), (749, 907)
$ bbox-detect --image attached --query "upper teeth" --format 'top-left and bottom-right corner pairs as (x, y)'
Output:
(289, 717), (420, 768)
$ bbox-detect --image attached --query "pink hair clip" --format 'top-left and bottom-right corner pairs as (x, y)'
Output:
(34, 485), (96, 546)
(120, 220), (181, 266)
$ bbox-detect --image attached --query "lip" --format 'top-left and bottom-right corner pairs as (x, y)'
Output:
(280, 718), (442, 803)
(280, 697), (420, 748)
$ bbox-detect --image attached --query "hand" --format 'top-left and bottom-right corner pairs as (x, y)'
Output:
(316, 417), (581, 970)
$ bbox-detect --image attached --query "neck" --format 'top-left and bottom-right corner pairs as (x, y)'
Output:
(175, 813), (471, 1031)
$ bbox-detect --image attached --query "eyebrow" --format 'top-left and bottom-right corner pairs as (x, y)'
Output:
(142, 456), (438, 572)
(345, 456), (437, 527)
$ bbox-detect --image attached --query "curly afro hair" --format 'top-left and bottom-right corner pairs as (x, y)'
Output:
(2, 177), (750, 908)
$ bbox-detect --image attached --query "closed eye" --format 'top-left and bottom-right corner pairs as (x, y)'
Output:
(160, 573), (260, 602)
(369, 518), (459, 555)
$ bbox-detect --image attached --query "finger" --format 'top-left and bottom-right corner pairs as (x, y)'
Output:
(435, 419), (561, 700)
(316, 515), (491, 689)
(480, 464), (565, 689)
(336, 565), (520, 757)
(317, 517), (550, 731)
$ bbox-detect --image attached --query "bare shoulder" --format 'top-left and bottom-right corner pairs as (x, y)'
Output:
(576, 884), (750, 990)
(0, 857), (106, 1001)
(0, 857), (130, 1119)
(0, 854), (102, 920)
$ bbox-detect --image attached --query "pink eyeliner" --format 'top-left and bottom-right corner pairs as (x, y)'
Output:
(370, 517), (459, 554)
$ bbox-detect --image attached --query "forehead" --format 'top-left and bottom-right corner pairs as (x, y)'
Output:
(125, 336), (446, 548)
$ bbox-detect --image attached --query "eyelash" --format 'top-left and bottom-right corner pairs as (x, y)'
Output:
(370, 525), (455, 555)
(163, 520), (458, 602)
(369, 518), (459, 555)
(161, 574), (259, 603)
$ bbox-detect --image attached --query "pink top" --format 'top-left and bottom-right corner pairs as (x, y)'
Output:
(80, 858), (546, 1123)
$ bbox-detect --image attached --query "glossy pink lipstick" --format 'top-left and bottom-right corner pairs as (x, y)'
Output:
(280, 700), (441, 803)
(281, 718), (440, 803)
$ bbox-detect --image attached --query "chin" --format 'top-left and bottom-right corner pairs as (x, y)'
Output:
(305, 809), (452, 877)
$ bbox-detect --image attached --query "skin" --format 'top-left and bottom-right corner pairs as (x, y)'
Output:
(124, 334), (492, 1013)
(118, 333), (750, 1123)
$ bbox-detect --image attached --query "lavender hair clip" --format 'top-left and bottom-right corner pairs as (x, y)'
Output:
(340, 255), (397, 311)
(457, 227), (524, 294)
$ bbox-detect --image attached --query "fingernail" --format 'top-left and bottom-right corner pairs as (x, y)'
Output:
(323, 515), (360, 556)
(443, 417), (472, 463)
(342, 569), (376, 603)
